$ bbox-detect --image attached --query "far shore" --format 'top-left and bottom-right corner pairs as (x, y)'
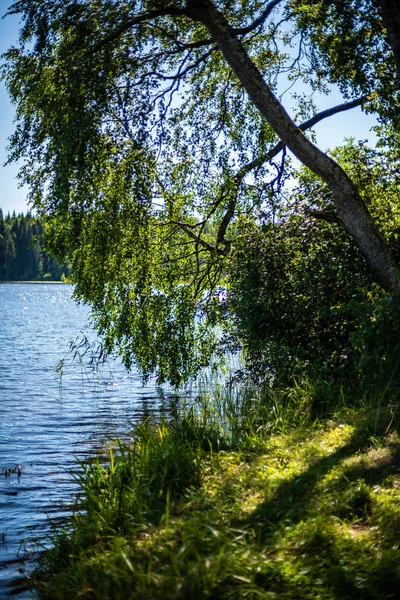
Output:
(0, 280), (69, 284)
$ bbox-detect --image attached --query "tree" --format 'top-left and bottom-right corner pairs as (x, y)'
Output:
(0, 211), (70, 281)
(2, 0), (400, 383)
(377, 1), (400, 80)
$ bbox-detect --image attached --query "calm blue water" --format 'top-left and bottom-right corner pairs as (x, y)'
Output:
(0, 284), (186, 597)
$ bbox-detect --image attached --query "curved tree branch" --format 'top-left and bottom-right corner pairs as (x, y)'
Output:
(237, 95), (369, 182)
(235, 0), (283, 36)
(215, 95), (369, 247)
(137, 46), (216, 82)
(155, 174), (217, 256)
(169, 220), (217, 254)
(86, 6), (187, 55)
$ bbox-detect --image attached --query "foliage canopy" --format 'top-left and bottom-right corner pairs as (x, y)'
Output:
(3, 0), (400, 384)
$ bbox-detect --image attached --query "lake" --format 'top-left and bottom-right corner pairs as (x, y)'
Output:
(0, 283), (189, 597)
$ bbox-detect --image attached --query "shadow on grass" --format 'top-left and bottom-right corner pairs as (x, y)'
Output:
(32, 414), (400, 600)
(240, 430), (400, 535)
(225, 424), (400, 599)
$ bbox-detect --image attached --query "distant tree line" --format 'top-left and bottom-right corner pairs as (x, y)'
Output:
(0, 210), (70, 281)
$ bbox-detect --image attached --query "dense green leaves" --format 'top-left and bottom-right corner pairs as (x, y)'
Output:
(287, 0), (400, 124)
(228, 142), (400, 384)
(3, 1), (400, 383)
(2, 1), (288, 382)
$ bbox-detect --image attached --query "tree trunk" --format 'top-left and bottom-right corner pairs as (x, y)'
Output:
(186, 0), (400, 298)
(377, 0), (400, 81)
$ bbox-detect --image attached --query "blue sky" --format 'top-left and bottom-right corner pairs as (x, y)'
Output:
(0, 1), (28, 215)
(0, 1), (379, 216)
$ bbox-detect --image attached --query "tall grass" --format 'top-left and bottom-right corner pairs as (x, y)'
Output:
(32, 374), (400, 599)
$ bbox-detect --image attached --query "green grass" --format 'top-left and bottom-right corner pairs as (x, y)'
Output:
(31, 378), (400, 599)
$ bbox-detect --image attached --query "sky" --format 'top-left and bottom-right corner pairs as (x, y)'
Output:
(0, 0), (379, 216)
(0, 1), (29, 215)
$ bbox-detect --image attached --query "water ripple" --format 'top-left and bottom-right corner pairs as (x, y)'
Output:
(0, 283), (187, 598)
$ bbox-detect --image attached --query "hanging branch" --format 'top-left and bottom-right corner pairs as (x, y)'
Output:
(214, 95), (369, 247)
(86, 7), (187, 55)
(87, 0), (283, 57)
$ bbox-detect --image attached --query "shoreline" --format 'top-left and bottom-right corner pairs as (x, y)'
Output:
(0, 280), (69, 284)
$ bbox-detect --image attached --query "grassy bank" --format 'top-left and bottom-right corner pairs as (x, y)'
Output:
(31, 380), (400, 599)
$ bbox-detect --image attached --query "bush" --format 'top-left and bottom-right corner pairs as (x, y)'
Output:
(227, 216), (400, 386)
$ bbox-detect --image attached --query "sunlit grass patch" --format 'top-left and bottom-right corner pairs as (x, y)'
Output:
(372, 483), (400, 546)
(31, 380), (400, 599)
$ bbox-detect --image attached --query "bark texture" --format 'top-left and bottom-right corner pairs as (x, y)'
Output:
(186, 0), (400, 298)
(377, 0), (400, 81)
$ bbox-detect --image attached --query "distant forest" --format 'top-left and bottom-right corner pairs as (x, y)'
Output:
(0, 210), (70, 281)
